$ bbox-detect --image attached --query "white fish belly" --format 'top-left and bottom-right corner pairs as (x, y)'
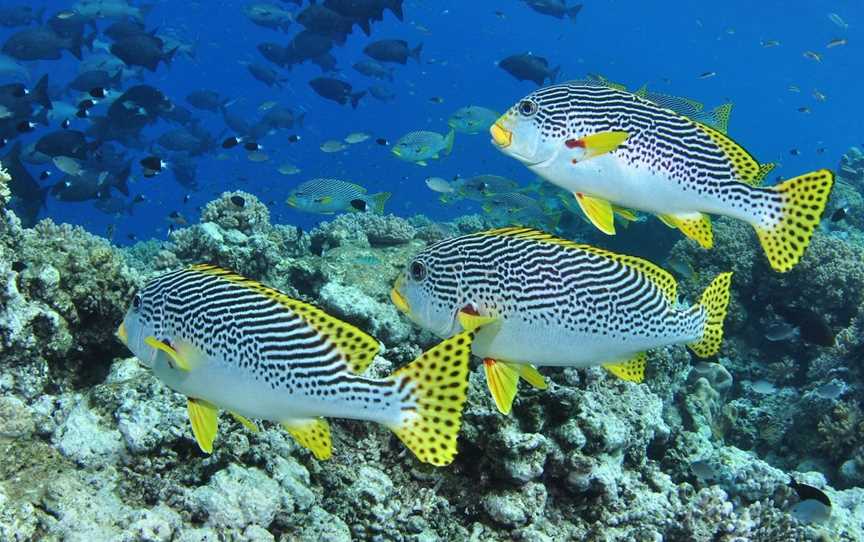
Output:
(153, 358), (395, 424)
(472, 318), (694, 368)
(533, 154), (755, 221)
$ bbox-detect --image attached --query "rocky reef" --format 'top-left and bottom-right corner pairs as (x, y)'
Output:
(0, 188), (862, 540)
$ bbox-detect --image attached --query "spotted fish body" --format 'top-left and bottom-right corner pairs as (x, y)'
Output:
(391, 228), (732, 411)
(119, 265), (473, 466)
(491, 83), (834, 272)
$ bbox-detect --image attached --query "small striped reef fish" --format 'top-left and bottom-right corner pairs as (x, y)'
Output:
(117, 264), (473, 466)
(490, 83), (835, 272)
(390, 228), (733, 414)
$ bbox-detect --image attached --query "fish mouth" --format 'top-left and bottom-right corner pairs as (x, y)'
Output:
(116, 322), (128, 345)
(490, 122), (512, 148)
(390, 281), (410, 315)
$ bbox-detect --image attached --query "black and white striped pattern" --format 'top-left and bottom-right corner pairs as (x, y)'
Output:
(510, 83), (782, 216)
(134, 267), (399, 407)
(412, 228), (703, 342)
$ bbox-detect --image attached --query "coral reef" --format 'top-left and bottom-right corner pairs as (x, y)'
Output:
(1, 197), (863, 540)
(0, 162), (11, 207)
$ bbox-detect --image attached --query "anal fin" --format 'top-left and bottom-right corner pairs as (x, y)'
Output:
(187, 398), (219, 453)
(658, 213), (713, 249)
(282, 418), (332, 460)
(602, 352), (648, 383)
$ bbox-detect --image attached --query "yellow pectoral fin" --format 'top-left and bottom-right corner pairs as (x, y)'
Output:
(187, 398), (219, 454)
(416, 160), (428, 166)
(282, 418), (332, 460)
(581, 131), (629, 159)
(602, 352), (648, 383)
(457, 311), (497, 332)
(513, 363), (548, 390)
(484, 358), (520, 415)
(661, 213), (714, 249)
(144, 336), (192, 371)
(575, 193), (616, 235)
(230, 412), (259, 433)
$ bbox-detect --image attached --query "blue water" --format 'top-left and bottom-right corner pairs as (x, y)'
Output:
(2, 0), (861, 245)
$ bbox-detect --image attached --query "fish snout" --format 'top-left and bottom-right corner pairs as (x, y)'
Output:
(490, 122), (512, 148)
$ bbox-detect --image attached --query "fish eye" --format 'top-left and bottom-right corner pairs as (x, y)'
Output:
(132, 294), (142, 310)
(518, 100), (538, 116)
(410, 261), (427, 282)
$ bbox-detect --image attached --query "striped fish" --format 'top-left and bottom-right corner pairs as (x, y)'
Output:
(286, 178), (390, 215)
(117, 264), (473, 466)
(490, 83), (834, 272)
(390, 228), (732, 414)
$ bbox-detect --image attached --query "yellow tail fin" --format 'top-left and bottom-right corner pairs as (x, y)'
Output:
(387, 330), (473, 466)
(754, 170), (834, 272)
(688, 272), (733, 358)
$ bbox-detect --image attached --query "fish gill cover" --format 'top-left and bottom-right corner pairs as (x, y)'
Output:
(0, 0), (863, 539)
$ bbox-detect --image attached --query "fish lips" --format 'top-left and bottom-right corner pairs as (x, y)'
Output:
(390, 278), (410, 315)
(489, 122), (512, 148)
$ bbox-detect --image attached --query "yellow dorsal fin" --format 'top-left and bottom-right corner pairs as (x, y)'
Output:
(575, 193), (616, 235)
(756, 162), (776, 185)
(187, 265), (381, 374)
(145, 336), (191, 371)
(513, 363), (547, 390)
(187, 398), (219, 453)
(484, 358), (520, 415)
(634, 84), (648, 98)
(658, 213), (714, 249)
(602, 352), (647, 383)
(706, 102), (733, 134)
(282, 418), (332, 460)
(479, 228), (678, 304)
(230, 412), (259, 433)
(694, 122), (764, 185)
(457, 311), (497, 332)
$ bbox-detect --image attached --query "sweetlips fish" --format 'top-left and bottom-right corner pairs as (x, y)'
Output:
(391, 227), (732, 414)
(490, 82), (835, 272)
(287, 178), (390, 214)
(117, 264), (474, 466)
(392, 129), (455, 166)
